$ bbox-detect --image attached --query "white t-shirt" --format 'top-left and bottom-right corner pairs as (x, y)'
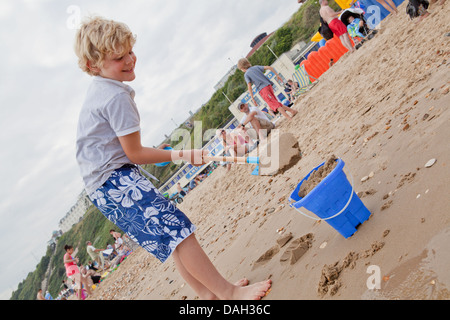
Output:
(240, 106), (271, 128)
(76, 76), (140, 194)
(86, 245), (97, 258)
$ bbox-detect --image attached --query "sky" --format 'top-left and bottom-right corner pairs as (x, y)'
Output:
(0, 0), (301, 299)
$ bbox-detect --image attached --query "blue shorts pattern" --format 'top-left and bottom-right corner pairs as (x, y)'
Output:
(89, 165), (196, 263)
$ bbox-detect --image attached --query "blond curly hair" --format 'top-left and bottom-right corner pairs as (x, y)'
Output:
(74, 16), (136, 76)
(237, 58), (252, 71)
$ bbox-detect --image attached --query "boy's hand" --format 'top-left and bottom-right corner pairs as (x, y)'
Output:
(157, 143), (171, 149)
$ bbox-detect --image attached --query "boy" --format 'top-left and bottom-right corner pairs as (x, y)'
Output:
(237, 58), (297, 121)
(319, 0), (355, 53)
(74, 16), (271, 300)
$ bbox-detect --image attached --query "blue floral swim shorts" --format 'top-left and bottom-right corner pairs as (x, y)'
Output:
(89, 165), (196, 263)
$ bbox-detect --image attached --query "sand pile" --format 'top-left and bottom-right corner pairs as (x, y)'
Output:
(88, 1), (450, 300)
(298, 154), (338, 198)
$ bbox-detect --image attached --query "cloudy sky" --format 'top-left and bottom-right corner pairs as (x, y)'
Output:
(0, 0), (301, 299)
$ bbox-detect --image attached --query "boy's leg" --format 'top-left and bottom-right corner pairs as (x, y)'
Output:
(174, 233), (271, 300)
(173, 248), (250, 300)
(281, 105), (297, 117)
(276, 105), (297, 120)
(172, 249), (218, 300)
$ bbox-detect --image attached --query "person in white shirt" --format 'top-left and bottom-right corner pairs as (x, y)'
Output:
(237, 102), (275, 141)
(86, 241), (105, 269)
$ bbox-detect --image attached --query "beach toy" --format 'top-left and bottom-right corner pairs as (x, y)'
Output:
(318, 46), (334, 64)
(302, 60), (321, 81)
(311, 31), (323, 42)
(204, 132), (301, 176)
(288, 158), (371, 238)
(154, 146), (173, 167)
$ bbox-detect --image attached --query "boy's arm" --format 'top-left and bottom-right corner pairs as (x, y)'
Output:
(118, 131), (205, 166)
(247, 82), (257, 106)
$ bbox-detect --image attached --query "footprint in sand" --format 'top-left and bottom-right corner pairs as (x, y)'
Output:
(252, 245), (280, 270)
(280, 233), (314, 265)
(252, 233), (314, 269)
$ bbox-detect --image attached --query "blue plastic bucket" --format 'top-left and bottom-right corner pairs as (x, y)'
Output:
(289, 158), (371, 238)
(154, 146), (173, 167)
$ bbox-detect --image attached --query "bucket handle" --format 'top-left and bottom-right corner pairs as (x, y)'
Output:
(289, 171), (354, 221)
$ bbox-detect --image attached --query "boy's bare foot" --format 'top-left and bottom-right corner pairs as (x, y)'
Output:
(231, 279), (272, 300)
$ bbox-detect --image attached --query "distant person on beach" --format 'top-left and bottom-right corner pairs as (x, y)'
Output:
(36, 289), (46, 300)
(110, 230), (124, 252)
(63, 244), (92, 300)
(73, 16), (271, 300)
(219, 128), (250, 157)
(319, 0), (355, 53)
(177, 183), (187, 196)
(284, 79), (299, 101)
(346, 16), (366, 39)
(406, 0), (430, 21)
(237, 102), (275, 142)
(45, 291), (53, 300)
(81, 267), (102, 286)
(237, 58), (297, 121)
(86, 241), (105, 270)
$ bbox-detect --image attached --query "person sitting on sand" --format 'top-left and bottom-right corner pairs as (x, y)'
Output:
(319, 0), (355, 53)
(110, 229), (126, 252)
(219, 128), (251, 157)
(237, 58), (298, 121)
(237, 102), (275, 142)
(284, 79), (299, 101)
(81, 266), (102, 286)
(177, 183), (187, 197)
(347, 16), (366, 39)
(407, 0), (430, 21)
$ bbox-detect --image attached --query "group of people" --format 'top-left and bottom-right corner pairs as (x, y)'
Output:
(43, 230), (137, 300)
(217, 57), (302, 171)
(319, 0), (443, 54)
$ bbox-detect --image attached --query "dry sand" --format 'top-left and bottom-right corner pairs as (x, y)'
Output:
(88, 2), (450, 300)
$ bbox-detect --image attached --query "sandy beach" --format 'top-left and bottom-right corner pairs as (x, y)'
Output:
(88, 1), (450, 300)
